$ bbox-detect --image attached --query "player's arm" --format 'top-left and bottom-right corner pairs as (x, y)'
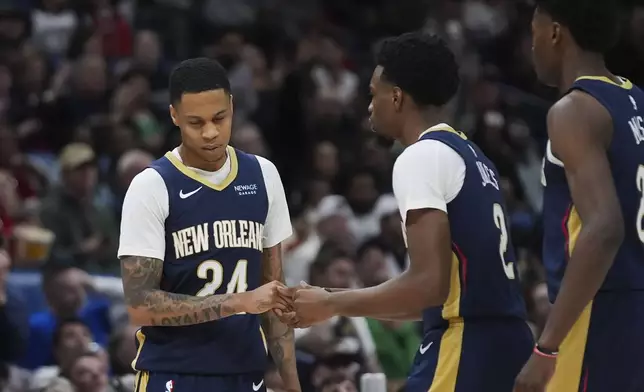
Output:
(326, 141), (459, 317)
(538, 91), (624, 351)
(257, 157), (300, 392)
(119, 170), (285, 327)
(318, 287), (421, 321)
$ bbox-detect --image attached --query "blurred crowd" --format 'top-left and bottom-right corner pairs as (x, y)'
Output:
(0, 0), (643, 391)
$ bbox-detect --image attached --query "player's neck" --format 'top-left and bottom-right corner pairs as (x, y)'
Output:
(559, 50), (611, 93)
(399, 108), (450, 147)
(178, 144), (227, 172)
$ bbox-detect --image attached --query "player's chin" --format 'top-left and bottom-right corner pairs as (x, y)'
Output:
(199, 147), (226, 162)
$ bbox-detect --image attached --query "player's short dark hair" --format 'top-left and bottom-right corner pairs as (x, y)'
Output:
(376, 32), (460, 107)
(536, 0), (622, 53)
(169, 57), (231, 104)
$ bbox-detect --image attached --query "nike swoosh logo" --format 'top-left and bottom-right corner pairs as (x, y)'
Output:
(419, 341), (433, 355)
(252, 380), (264, 391)
(179, 187), (202, 199)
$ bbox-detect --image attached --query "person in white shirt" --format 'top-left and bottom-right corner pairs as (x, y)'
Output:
(118, 58), (300, 392)
(283, 32), (531, 392)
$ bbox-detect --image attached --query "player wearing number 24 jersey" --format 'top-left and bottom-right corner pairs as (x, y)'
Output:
(118, 58), (300, 392)
(515, 2), (644, 392)
(284, 32), (532, 392)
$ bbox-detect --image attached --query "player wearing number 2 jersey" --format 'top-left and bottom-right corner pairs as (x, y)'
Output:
(515, 2), (644, 391)
(286, 32), (532, 392)
(118, 58), (300, 392)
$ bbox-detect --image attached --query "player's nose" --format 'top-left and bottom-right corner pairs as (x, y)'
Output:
(201, 123), (220, 140)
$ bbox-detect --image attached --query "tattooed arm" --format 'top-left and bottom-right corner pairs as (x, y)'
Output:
(121, 256), (286, 327)
(260, 245), (300, 392)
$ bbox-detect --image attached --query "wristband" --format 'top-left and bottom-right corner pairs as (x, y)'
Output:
(534, 344), (558, 359)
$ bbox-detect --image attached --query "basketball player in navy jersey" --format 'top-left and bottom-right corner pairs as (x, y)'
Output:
(283, 32), (533, 391)
(118, 58), (300, 392)
(514, 2), (644, 391)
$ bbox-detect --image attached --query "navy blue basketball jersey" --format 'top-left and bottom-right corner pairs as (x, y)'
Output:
(132, 146), (269, 375)
(542, 76), (644, 301)
(417, 126), (527, 331)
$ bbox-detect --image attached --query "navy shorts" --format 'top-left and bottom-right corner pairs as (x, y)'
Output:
(547, 291), (644, 392)
(134, 371), (267, 392)
(405, 318), (533, 392)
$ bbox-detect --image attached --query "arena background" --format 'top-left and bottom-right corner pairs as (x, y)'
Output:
(0, 1), (642, 391)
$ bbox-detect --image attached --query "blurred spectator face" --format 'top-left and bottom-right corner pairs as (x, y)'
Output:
(380, 213), (403, 242)
(357, 246), (389, 287)
(69, 354), (109, 392)
(64, 164), (98, 199)
(346, 173), (378, 215)
(0, 129), (18, 167)
(0, 14), (26, 42)
(134, 30), (161, 69)
(320, 38), (344, 69)
(45, 269), (87, 316)
(42, 0), (68, 11)
(313, 142), (339, 180)
(54, 321), (93, 367)
(317, 215), (353, 252)
(117, 150), (153, 191)
(320, 380), (358, 392)
(313, 256), (355, 289)
(22, 54), (47, 91)
(74, 55), (107, 96)
(170, 89), (233, 166)
(0, 65), (12, 96)
(531, 8), (561, 87)
(232, 123), (268, 157)
(368, 66), (400, 140)
(307, 179), (331, 208)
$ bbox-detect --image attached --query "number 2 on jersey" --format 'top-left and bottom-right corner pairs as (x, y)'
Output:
(195, 259), (249, 297)
(493, 203), (515, 279)
(636, 165), (644, 243)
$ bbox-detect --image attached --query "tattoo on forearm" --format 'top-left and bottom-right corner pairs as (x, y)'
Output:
(260, 245), (299, 383)
(121, 256), (239, 326)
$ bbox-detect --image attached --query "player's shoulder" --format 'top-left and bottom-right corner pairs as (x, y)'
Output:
(394, 139), (463, 173)
(248, 154), (281, 181)
(126, 168), (167, 198)
(550, 90), (610, 127)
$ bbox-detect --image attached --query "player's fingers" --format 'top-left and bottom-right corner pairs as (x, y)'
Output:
(274, 308), (283, 317)
(299, 280), (312, 288)
(276, 285), (295, 298)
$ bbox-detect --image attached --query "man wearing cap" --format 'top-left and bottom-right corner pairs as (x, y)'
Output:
(39, 143), (118, 274)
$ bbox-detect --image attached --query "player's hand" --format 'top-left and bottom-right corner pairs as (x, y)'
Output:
(242, 281), (292, 314)
(290, 281), (335, 328)
(513, 351), (556, 392)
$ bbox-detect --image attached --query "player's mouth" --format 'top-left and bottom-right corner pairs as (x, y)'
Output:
(202, 145), (223, 151)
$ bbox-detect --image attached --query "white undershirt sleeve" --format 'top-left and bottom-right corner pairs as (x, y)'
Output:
(117, 168), (169, 260)
(392, 139), (466, 223)
(257, 156), (293, 248)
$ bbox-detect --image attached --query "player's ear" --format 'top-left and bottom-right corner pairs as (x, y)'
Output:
(229, 94), (234, 112)
(169, 104), (178, 126)
(551, 22), (562, 45)
(392, 86), (403, 112)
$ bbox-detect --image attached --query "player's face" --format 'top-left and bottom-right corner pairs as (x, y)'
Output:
(531, 7), (563, 87)
(170, 89), (233, 164)
(368, 66), (400, 140)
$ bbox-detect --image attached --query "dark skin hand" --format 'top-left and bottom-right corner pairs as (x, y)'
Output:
(514, 91), (624, 392)
(259, 245), (301, 392)
(279, 209), (451, 327)
(120, 256), (290, 327)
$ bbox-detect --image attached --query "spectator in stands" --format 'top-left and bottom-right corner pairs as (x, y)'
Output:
(0, 245), (29, 362)
(107, 324), (138, 389)
(40, 143), (118, 273)
(20, 266), (111, 370)
(30, 317), (99, 391)
(66, 351), (110, 392)
(296, 249), (379, 374)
